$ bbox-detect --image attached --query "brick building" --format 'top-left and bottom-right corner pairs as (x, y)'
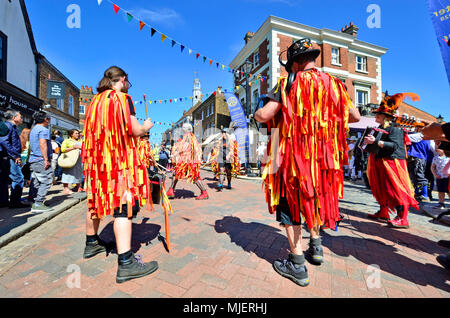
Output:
(230, 16), (388, 114)
(192, 87), (231, 142)
(79, 85), (95, 130)
(37, 54), (80, 135)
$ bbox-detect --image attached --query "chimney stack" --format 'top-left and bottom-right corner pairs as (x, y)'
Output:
(244, 31), (255, 44)
(341, 22), (359, 38)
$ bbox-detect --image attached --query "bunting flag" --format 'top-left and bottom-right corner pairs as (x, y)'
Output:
(113, 3), (120, 14)
(126, 12), (133, 22)
(97, 0), (269, 81)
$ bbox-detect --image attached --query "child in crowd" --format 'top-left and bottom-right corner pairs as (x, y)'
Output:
(431, 145), (450, 210)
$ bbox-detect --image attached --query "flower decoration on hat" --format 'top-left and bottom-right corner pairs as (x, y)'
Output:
(373, 91), (420, 117)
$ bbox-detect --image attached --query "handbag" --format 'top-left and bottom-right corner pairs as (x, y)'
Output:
(57, 148), (80, 169)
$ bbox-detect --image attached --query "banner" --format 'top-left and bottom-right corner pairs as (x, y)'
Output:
(223, 93), (249, 164)
(428, 0), (450, 85)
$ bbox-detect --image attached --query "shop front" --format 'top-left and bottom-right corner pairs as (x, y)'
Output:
(0, 79), (42, 129)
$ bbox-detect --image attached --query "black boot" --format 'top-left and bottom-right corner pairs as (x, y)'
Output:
(273, 253), (309, 287)
(116, 252), (159, 284)
(306, 237), (324, 265)
(83, 235), (108, 259)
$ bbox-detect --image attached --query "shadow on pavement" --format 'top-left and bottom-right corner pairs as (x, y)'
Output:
(324, 208), (450, 293)
(174, 189), (196, 199)
(214, 216), (289, 264)
(339, 207), (449, 254)
(0, 206), (33, 236)
(98, 217), (162, 255)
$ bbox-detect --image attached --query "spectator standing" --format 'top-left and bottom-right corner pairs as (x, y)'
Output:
(158, 143), (169, 169)
(19, 128), (31, 187)
(0, 110), (29, 208)
(54, 130), (64, 181)
(407, 138), (434, 202)
(61, 129), (83, 194)
(430, 145), (450, 210)
(50, 135), (60, 184)
(28, 111), (53, 212)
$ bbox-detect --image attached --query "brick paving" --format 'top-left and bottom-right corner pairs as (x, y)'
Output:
(0, 172), (449, 298)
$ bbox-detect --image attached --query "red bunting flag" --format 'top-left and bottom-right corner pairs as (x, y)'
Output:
(140, 21), (145, 30)
(196, 53), (200, 59)
(209, 59), (213, 65)
(113, 3), (120, 14)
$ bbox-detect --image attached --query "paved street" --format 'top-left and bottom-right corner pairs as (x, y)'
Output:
(0, 171), (449, 298)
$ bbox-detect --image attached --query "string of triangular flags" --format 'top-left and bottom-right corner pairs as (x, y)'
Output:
(95, 0), (269, 81)
(131, 83), (265, 106)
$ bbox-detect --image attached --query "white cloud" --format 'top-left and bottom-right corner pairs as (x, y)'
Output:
(130, 7), (181, 26)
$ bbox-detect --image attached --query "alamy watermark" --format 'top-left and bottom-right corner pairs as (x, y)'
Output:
(66, 4), (81, 29)
(366, 264), (381, 289)
(66, 264), (81, 289)
(367, 4), (381, 29)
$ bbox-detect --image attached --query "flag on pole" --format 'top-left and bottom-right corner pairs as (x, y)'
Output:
(428, 0), (450, 85)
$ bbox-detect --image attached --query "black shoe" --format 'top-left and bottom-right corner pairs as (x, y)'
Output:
(306, 241), (324, 265)
(116, 253), (159, 284)
(436, 254), (450, 271)
(8, 202), (31, 209)
(226, 184), (232, 190)
(438, 240), (450, 249)
(217, 184), (223, 192)
(83, 240), (108, 259)
(272, 256), (309, 287)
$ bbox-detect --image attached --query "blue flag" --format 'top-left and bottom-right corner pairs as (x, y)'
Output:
(428, 0), (450, 85)
(223, 93), (249, 164)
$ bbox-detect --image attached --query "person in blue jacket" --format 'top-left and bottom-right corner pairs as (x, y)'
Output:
(0, 110), (29, 208)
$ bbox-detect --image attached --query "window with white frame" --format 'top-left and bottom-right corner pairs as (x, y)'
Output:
(254, 52), (260, 69)
(331, 48), (340, 65)
(79, 104), (85, 115)
(56, 98), (64, 110)
(356, 89), (369, 107)
(68, 95), (74, 115)
(356, 56), (367, 72)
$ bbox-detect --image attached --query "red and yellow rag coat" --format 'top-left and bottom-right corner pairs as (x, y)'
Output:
(172, 132), (202, 183)
(262, 69), (354, 230)
(366, 124), (418, 213)
(82, 90), (152, 219)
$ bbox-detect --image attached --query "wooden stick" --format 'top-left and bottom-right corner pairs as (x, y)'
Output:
(143, 94), (149, 118)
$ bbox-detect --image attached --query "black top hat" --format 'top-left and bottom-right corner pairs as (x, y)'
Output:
(279, 38), (321, 73)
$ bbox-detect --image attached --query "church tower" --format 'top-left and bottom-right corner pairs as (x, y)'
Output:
(192, 74), (202, 107)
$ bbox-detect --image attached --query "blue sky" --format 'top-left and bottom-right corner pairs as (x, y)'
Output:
(26, 0), (450, 142)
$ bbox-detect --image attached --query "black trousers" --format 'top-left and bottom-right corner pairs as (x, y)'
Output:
(0, 156), (10, 204)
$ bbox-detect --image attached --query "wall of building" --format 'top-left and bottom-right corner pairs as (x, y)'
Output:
(0, 0), (37, 96)
(38, 58), (80, 132)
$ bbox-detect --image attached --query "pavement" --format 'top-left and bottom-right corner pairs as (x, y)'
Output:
(0, 172), (449, 298)
(0, 184), (86, 250)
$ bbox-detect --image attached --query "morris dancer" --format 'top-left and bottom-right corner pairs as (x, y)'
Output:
(204, 128), (240, 191)
(166, 123), (209, 200)
(82, 66), (159, 283)
(364, 92), (419, 229)
(255, 38), (360, 286)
